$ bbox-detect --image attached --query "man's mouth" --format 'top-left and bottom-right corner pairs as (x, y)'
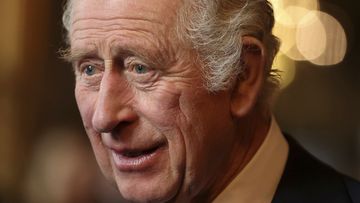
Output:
(111, 142), (166, 172)
(121, 145), (160, 157)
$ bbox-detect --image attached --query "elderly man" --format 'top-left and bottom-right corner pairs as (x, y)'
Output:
(62, 0), (359, 202)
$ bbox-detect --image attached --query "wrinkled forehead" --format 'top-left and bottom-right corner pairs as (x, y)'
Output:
(70, 0), (183, 30)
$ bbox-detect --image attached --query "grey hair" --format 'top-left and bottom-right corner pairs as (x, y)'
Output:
(62, 0), (280, 104)
(62, 0), (73, 42)
(178, 0), (280, 104)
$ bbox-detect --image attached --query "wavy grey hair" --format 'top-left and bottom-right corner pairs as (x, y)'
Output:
(62, 0), (280, 104)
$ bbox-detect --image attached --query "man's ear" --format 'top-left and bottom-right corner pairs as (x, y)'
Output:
(230, 36), (266, 118)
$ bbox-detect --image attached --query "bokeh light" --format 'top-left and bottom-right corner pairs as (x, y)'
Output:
(272, 0), (319, 13)
(269, 0), (348, 87)
(309, 12), (347, 66)
(272, 54), (296, 89)
(272, 8), (302, 60)
(296, 11), (327, 61)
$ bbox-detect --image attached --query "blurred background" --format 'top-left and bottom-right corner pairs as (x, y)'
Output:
(0, 0), (359, 202)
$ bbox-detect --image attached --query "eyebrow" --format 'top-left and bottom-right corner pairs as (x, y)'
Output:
(60, 47), (100, 63)
(111, 43), (170, 68)
(111, 45), (156, 64)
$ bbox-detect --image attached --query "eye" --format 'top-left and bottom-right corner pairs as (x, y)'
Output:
(134, 64), (149, 74)
(84, 64), (96, 76)
(77, 62), (103, 77)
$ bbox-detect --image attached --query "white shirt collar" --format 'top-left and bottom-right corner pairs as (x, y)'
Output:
(213, 117), (289, 203)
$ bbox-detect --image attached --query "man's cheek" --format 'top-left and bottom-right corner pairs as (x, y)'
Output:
(86, 130), (114, 181)
(134, 89), (181, 128)
(75, 89), (97, 127)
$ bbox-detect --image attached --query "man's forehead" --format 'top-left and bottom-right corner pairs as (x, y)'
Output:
(71, 0), (183, 19)
(69, 0), (185, 41)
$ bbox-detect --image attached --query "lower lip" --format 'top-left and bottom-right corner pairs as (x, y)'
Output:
(111, 146), (165, 172)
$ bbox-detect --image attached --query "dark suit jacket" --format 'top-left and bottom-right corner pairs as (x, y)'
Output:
(272, 135), (360, 203)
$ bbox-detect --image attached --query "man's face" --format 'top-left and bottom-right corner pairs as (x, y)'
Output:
(70, 0), (238, 201)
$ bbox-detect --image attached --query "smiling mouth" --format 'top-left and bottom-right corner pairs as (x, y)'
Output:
(111, 142), (166, 172)
(122, 145), (160, 157)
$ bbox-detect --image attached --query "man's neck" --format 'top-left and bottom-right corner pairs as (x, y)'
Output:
(195, 108), (272, 203)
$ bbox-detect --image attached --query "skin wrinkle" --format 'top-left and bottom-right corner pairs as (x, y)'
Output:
(74, 38), (196, 99)
(70, 32), (175, 73)
(164, 87), (201, 200)
(68, 12), (180, 74)
(137, 90), (182, 132)
(75, 84), (116, 183)
(67, 0), (270, 202)
(142, 46), (221, 200)
(72, 27), (159, 42)
(128, 49), (198, 92)
(67, 4), (180, 67)
(104, 118), (148, 147)
(110, 41), (175, 71)
(63, 0), (280, 100)
(126, 73), (160, 91)
(71, 16), (163, 27)
(79, 78), (102, 92)
(70, 1), (166, 24)
(175, 87), (232, 200)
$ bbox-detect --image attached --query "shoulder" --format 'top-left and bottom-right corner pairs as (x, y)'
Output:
(273, 134), (360, 203)
(344, 176), (360, 203)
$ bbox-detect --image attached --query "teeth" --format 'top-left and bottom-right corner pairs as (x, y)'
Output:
(124, 151), (143, 157)
(122, 146), (159, 158)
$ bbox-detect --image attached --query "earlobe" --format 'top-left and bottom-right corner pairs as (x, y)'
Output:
(230, 36), (266, 118)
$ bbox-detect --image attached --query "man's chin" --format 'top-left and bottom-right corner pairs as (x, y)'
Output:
(113, 171), (181, 203)
(116, 181), (178, 203)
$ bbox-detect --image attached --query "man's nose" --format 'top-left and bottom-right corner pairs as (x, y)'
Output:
(92, 69), (138, 133)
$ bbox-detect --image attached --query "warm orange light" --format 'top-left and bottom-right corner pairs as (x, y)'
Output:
(271, 0), (319, 26)
(0, 0), (24, 74)
(309, 12), (347, 66)
(296, 11), (327, 61)
(273, 6), (309, 61)
(270, 0), (347, 67)
(272, 54), (296, 89)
